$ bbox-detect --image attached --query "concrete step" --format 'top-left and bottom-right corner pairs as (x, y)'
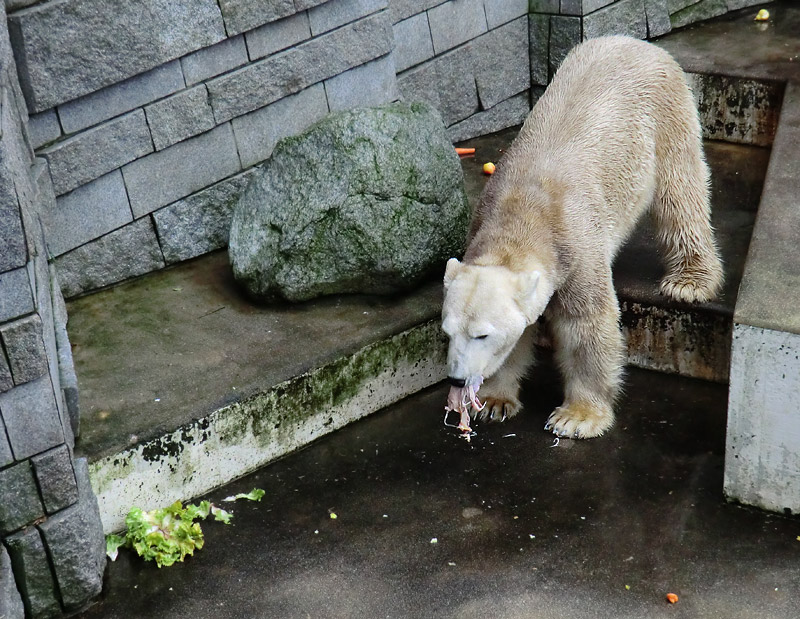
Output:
(70, 5), (794, 532)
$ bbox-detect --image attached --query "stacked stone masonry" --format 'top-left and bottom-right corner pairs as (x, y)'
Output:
(0, 0), (768, 300)
(1, 3), (105, 618)
(0, 0), (776, 616)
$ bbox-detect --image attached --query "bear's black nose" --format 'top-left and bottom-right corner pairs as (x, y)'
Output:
(448, 377), (466, 388)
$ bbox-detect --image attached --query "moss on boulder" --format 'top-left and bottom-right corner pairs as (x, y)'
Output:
(228, 102), (470, 302)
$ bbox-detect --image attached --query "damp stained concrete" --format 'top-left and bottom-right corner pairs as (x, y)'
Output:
(77, 363), (800, 619)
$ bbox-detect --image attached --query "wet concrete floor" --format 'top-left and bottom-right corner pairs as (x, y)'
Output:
(78, 362), (800, 619)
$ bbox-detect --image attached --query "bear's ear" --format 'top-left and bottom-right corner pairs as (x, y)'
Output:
(444, 258), (462, 288)
(515, 270), (540, 306)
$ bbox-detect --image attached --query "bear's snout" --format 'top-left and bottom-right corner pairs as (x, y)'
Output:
(447, 377), (466, 388)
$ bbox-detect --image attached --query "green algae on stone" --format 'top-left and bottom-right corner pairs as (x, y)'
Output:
(229, 103), (470, 302)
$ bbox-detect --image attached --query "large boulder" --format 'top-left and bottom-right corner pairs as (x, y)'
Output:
(228, 102), (470, 302)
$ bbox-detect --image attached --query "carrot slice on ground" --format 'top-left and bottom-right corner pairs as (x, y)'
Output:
(455, 147), (475, 155)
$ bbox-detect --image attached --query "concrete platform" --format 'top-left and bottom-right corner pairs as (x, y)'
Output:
(76, 365), (800, 619)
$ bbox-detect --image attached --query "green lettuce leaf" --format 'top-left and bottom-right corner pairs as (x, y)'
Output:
(223, 488), (265, 502)
(105, 534), (126, 561)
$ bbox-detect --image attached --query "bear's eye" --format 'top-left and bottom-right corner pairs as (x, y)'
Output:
(474, 335), (489, 340)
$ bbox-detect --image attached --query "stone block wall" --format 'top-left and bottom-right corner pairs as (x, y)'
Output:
(7, 0), (399, 298)
(2, 0), (768, 301)
(393, 0), (533, 141)
(0, 5), (104, 618)
(529, 0), (768, 81)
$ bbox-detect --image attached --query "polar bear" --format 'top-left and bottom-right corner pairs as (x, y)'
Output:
(441, 36), (723, 439)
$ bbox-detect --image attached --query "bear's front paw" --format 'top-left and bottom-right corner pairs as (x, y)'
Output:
(545, 401), (613, 439)
(660, 270), (721, 304)
(473, 396), (521, 423)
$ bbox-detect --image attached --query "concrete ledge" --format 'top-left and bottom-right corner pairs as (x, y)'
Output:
(90, 320), (446, 533)
(725, 324), (800, 514)
(733, 81), (800, 335)
(621, 301), (731, 383)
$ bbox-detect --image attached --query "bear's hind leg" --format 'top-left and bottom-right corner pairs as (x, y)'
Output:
(653, 139), (723, 303)
(546, 287), (624, 439)
(476, 325), (537, 423)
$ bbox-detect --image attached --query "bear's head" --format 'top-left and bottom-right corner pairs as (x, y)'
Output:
(441, 258), (543, 387)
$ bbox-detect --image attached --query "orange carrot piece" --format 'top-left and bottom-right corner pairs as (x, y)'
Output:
(666, 593), (679, 604)
(455, 147), (475, 155)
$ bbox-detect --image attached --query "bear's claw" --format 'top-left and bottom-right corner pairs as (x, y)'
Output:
(545, 401), (614, 439)
(475, 396), (521, 423)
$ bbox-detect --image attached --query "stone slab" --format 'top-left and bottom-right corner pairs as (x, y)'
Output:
(38, 458), (105, 610)
(0, 545), (25, 619)
(583, 0), (619, 11)
(670, 0), (727, 29)
(473, 17), (530, 110)
(308, 0), (387, 35)
(0, 267), (34, 323)
(484, 0), (527, 29)
(208, 11), (393, 123)
(122, 123), (241, 218)
(0, 414), (12, 464)
(324, 54), (400, 111)
(447, 91), (530, 142)
(396, 44), (479, 126)
(0, 350), (12, 392)
(245, 11), (311, 61)
(294, 0), (330, 9)
(529, 0), (560, 12)
(9, 0), (224, 112)
(0, 375), (64, 460)
(583, 0), (648, 40)
(529, 13), (549, 86)
(391, 12), (434, 73)
(41, 109), (153, 196)
(31, 445), (78, 514)
(548, 15), (581, 78)
(26, 110), (60, 150)
(218, 0), (296, 36)
(667, 0), (698, 11)
(45, 170), (133, 258)
(144, 85), (216, 151)
(182, 35), (249, 86)
(57, 61), (185, 135)
(54, 217), (166, 299)
(153, 169), (255, 264)
(427, 0), (487, 54)
(560, 0), (582, 15)
(388, 0), (447, 23)
(0, 110), (28, 274)
(644, 0), (672, 37)
(231, 84), (329, 169)
(726, 0), (768, 8)
(0, 314), (47, 385)
(0, 461), (44, 535)
(49, 264), (80, 437)
(3, 528), (60, 618)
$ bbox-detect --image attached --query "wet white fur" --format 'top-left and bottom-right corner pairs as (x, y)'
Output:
(442, 36), (723, 439)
